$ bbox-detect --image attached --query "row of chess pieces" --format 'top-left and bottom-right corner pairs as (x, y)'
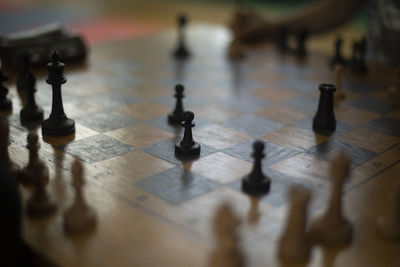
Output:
(209, 151), (400, 266)
(0, 118), (96, 234)
(0, 51), (76, 137)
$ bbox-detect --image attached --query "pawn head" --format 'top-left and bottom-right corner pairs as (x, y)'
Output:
(175, 84), (184, 95)
(182, 111), (194, 122)
(178, 14), (187, 26)
(253, 140), (265, 153)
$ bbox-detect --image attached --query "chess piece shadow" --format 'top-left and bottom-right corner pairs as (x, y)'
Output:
(51, 146), (67, 203)
(247, 196), (261, 226)
(180, 167), (195, 186)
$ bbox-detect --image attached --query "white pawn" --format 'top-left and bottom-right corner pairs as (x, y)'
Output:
(208, 202), (245, 267)
(63, 158), (97, 234)
(376, 180), (400, 240)
(309, 152), (352, 246)
(278, 186), (311, 263)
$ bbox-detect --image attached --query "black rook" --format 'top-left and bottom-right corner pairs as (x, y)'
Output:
(313, 83), (336, 133)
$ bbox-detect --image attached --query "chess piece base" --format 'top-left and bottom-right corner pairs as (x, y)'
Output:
(64, 206), (97, 234)
(313, 117), (336, 132)
(20, 107), (44, 122)
(42, 117), (75, 137)
(0, 98), (12, 111)
(175, 142), (200, 157)
(309, 216), (352, 246)
(241, 176), (270, 196)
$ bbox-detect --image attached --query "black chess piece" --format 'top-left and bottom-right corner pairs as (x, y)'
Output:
(357, 37), (368, 73)
(41, 51), (75, 137)
(276, 26), (289, 52)
(16, 52), (30, 92)
(20, 70), (44, 122)
(313, 83), (336, 133)
(175, 111), (200, 156)
(295, 27), (309, 57)
(168, 84), (185, 125)
(0, 70), (12, 111)
(173, 14), (191, 59)
(330, 37), (346, 67)
(241, 140), (270, 196)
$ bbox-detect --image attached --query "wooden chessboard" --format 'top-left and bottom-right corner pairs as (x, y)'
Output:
(3, 24), (400, 267)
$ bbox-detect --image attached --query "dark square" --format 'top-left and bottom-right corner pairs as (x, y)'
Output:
(342, 80), (378, 93)
(222, 114), (284, 138)
(349, 97), (398, 114)
(223, 139), (299, 166)
(59, 134), (133, 163)
(284, 95), (318, 113)
(77, 111), (137, 132)
(278, 79), (319, 94)
(141, 138), (218, 165)
(308, 140), (378, 168)
(146, 115), (212, 133)
(364, 117), (400, 137)
(134, 166), (221, 204)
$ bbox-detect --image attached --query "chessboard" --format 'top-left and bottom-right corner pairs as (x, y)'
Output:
(3, 24), (400, 267)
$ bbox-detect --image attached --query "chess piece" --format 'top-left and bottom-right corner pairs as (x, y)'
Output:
(309, 152), (353, 246)
(173, 14), (191, 59)
(63, 158), (97, 234)
(0, 69), (12, 111)
(334, 64), (346, 101)
(349, 38), (368, 74)
(16, 52), (30, 92)
(278, 186), (311, 263)
(26, 158), (56, 217)
(20, 70), (44, 122)
(376, 180), (400, 240)
(389, 66), (400, 97)
(358, 37), (368, 73)
(19, 132), (49, 185)
(276, 26), (289, 52)
(295, 27), (309, 57)
(0, 119), (19, 175)
(208, 202), (245, 267)
(313, 83), (336, 133)
(41, 51), (75, 137)
(228, 38), (246, 60)
(168, 84), (185, 125)
(175, 111), (201, 157)
(241, 140), (270, 196)
(330, 37), (346, 67)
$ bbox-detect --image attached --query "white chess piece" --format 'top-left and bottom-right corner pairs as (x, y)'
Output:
(278, 186), (311, 263)
(309, 152), (352, 246)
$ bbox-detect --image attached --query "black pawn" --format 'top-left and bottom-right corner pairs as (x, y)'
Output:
(0, 70), (12, 111)
(41, 51), (75, 137)
(313, 83), (336, 133)
(175, 111), (200, 156)
(173, 14), (191, 59)
(20, 71), (44, 122)
(241, 141), (270, 196)
(168, 84), (185, 125)
(276, 26), (289, 52)
(295, 27), (309, 57)
(330, 37), (346, 67)
(16, 52), (30, 92)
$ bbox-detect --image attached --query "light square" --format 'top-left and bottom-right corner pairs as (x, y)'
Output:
(194, 124), (252, 150)
(93, 150), (174, 182)
(262, 125), (329, 151)
(192, 103), (242, 123)
(118, 102), (170, 120)
(185, 152), (252, 184)
(336, 127), (400, 153)
(335, 105), (380, 126)
(251, 87), (298, 103)
(106, 124), (174, 148)
(256, 105), (311, 124)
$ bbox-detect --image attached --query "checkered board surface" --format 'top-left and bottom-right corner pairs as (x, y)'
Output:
(5, 24), (400, 267)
